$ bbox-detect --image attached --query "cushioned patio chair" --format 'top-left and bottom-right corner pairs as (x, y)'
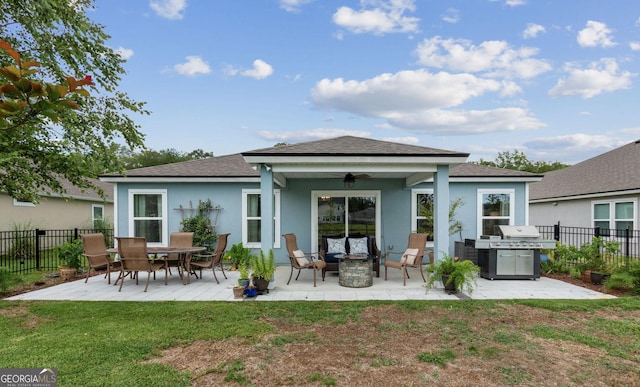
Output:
(384, 233), (429, 286)
(81, 233), (121, 284)
(283, 233), (326, 287)
(115, 237), (167, 292)
(188, 233), (230, 284)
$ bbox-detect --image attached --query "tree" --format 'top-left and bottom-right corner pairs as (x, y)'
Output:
(0, 0), (147, 203)
(118, 147), (214, 169)
(476, 150), (569, 174)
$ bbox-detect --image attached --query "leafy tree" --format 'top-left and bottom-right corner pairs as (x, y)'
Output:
(119, 147), (214, 169)
(476, 150), (568, 174)
(0, 0), (147, 203)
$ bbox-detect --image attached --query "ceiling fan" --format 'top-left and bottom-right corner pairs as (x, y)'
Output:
(342, 172), (371, 188)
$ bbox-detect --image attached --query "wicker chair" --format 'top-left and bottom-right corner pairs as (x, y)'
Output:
(115, 237), (167, 292)
(188, 233), (230, 284)
(81, 233), (121, 284)
(166, 232), (194, 278)
(283, 233), (326, 287)
(384, 233), (429, 286)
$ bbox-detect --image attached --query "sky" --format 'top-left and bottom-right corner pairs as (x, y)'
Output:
(91, 0), (640, 165)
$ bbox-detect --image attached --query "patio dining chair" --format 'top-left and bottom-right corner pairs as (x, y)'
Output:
(81, 233), (121, 284)
(384, 233), (429, 286)
(166, 232), (194, 278)
(283, 233), (326, 287)
(115, 237), (167, 292)
(188, 233), (230, 284)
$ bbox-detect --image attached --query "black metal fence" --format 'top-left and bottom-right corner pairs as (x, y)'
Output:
(0, 228), (114, 274)
(537, 223), (639, 266)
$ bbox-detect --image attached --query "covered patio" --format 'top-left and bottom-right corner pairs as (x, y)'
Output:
(5, 266), (615, 301)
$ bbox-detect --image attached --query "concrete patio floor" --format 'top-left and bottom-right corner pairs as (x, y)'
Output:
(5, 265), (616, 302)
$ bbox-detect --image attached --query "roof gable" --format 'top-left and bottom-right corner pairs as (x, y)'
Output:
(530, 140), (640, 200)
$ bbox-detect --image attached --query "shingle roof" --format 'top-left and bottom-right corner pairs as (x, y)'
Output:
(101, 153), (259, 178)
(530, 140), (640, 200)
(450, 163), (542, 178)
(242, 136), (469, 157)
(43, 177), (113, 201)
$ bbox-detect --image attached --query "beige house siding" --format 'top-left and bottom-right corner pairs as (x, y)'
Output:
(0, 193), (113, 230)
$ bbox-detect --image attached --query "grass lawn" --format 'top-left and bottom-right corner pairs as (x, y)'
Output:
(0, 298), (639, 386)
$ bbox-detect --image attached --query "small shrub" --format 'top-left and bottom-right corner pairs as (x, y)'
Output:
(606, 260), (640, 294)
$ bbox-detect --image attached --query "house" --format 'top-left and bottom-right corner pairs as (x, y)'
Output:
(100, 136), (541, 264)
(529, 139), (640, 233)
(0, 177), (113, 230)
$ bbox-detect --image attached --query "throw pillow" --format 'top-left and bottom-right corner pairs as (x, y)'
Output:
(402, 248), (419, 265)
(293, 249), (309, 266)
(348, 237), (368, 255)
(327, 238), (346, 254)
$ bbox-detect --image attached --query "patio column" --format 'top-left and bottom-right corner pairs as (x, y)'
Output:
(260, 164), (274, 251)
(433, 165), (450, 261)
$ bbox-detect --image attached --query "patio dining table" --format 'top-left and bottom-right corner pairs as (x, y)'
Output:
(107, 246), (206, 285)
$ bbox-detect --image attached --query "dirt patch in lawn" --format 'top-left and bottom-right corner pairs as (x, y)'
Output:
(146, 304), (639, 386)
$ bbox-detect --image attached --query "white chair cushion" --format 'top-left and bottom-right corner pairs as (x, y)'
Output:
(327, 238), (346, 254)
(293, 249), (309, 266)
(401, 248), (419, 265)
(348, 237), (368, 255)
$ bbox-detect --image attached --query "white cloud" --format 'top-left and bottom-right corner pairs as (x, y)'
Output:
(630, 42), (640, 51)
(441, 8), (460, 24)
(114, 46), (134, 60)
(149, 0), (187, 20)
(505, 0), (526, 6)
(279, 0), (314, 13)
(523, 134), (622, 163)
(523, 23), (545, 39)
(257, 128), (370, 142)
(241, 59), (274, 80)
(414, 36), (551, 79)
(310, 69), (544, 135)
(332, 0), (420, 35)
(173, 56), (211, 76)
(577, 20), (616, 47)
(548, 58), (635, 99)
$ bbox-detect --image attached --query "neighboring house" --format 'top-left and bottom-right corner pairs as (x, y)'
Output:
(100, 136), (541, 264)
(0, 177), (114, 230)
(530, 139), (640, 233)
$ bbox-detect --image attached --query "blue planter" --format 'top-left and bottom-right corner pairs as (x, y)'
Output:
(244, 287), (257, 297)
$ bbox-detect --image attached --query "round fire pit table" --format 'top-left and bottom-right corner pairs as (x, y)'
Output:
(338, 254), (373, 288)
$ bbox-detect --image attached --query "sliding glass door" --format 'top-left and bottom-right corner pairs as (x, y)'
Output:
(312, 191), (380, 250)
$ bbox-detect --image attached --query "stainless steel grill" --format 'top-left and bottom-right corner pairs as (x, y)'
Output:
(471, 225), (556, 280)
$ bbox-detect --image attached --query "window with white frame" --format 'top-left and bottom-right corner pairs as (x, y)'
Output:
(13, 198), (35, 207)
(593, 199), (636, 236)
(412, 189), (434, 236)
(478, 189), (514, 236)
(92, 204), (104, 228)
(128, 189), (167, 245)
(242, 189), (280, 248)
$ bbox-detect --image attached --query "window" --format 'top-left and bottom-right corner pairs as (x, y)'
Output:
(92, 204), (104, 228)
(242, 189), (281, 248)
(412, 189), (434, 236)
(128, 190), (167, 245)
(13, 198), (35, 207)
(593, 200), (636, 236)
(478, 189), (514, 236)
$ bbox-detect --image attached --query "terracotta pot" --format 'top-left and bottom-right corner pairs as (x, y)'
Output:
(233, 286), (245, 299)
(59, 266), (77, 281)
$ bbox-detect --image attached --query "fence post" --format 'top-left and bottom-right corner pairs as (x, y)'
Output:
(625, 227), (630, 268)
(553, 222), (560, 241)
(594, 227), (600, 238)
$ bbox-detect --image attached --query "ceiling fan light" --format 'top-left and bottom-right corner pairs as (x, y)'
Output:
(343, 173), (355, 188)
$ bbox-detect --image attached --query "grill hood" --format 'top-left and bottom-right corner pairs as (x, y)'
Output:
(498, 225), (541, 239)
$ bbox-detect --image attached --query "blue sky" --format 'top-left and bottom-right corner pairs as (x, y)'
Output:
(91, 0), (640, 164)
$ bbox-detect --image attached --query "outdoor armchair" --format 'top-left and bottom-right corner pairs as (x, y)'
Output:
(188, 233), (230, 284)
(283, 233), (326, 287)
(81, 233), (121, 284)
(115, 237), (167, 292)
(384, 233), (429, 286)
(166, 232), (194, 278)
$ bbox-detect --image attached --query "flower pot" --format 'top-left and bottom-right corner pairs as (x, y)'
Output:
(441, 274), (456, 293)
(590, 271), (609, 285)
(59, 266), (77, 281)
(581, 269), (592, 283)
(233, 286), (245, 299)
(253, 277), (269, 292)
(244, 286), (257, 298)
(238, 279), (250, 288)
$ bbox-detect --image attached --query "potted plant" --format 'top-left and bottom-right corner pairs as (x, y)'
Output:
(425, 254), (480, 294)
(55, 238), (84, 280)
(250, 249), (276, 293)
(237, 261), (250, 288)
(224, 242), (252, 270)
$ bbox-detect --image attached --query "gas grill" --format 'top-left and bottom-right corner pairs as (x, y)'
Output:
(472, 225), (556, 280)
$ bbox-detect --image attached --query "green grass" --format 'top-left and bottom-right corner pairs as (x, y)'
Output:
(0, 298), (638, 385)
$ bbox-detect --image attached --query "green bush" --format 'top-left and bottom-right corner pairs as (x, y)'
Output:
(54, 239), (84, 269)
(179, 199), (218, 249)
(606, 260), (640, 294)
